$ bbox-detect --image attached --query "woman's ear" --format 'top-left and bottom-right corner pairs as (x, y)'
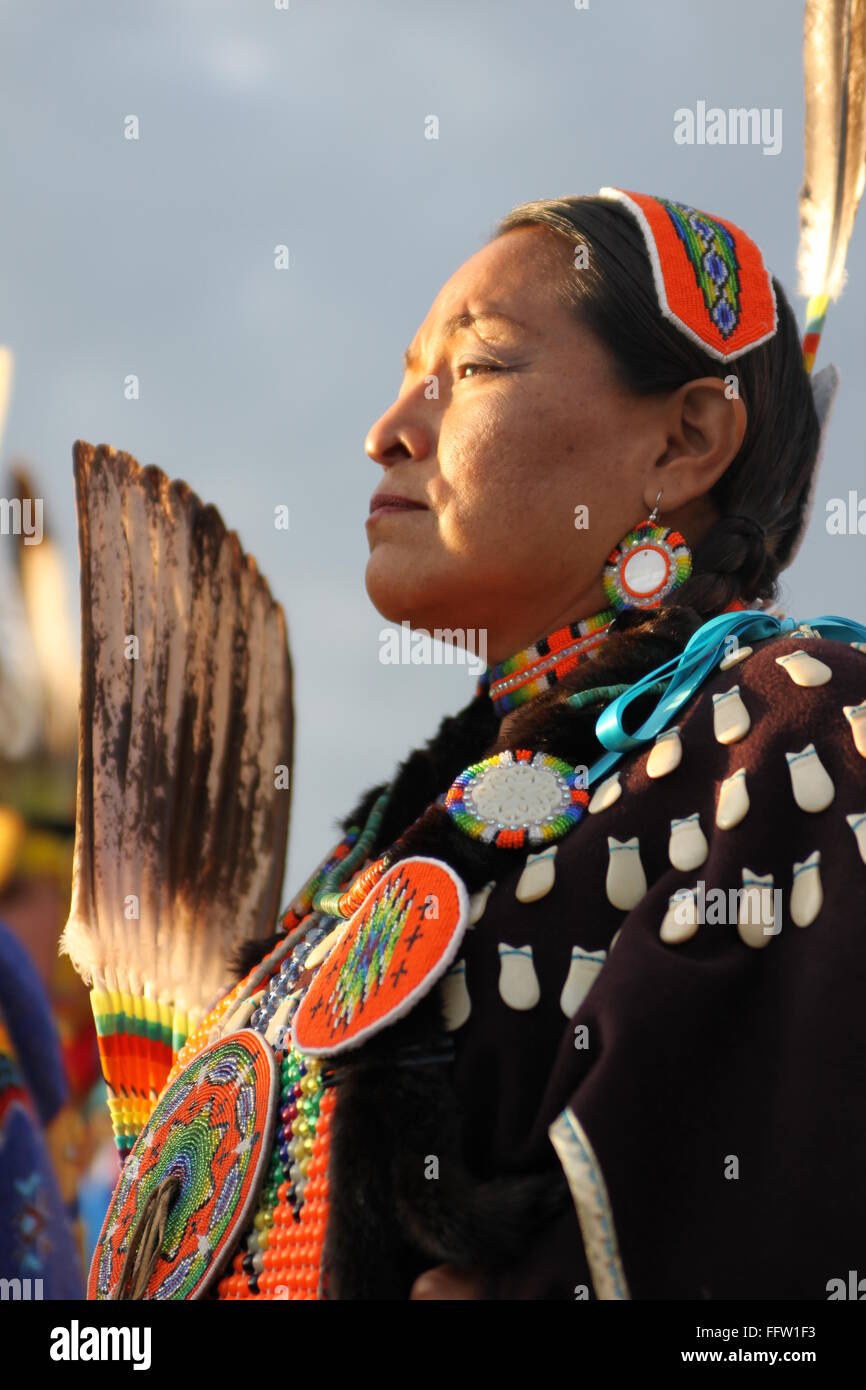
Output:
(644, 377), (747, 514)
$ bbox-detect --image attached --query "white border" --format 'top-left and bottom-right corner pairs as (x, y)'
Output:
(548, 1105), (630, 1300)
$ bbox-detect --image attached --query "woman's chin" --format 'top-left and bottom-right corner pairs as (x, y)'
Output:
(364, 551), (429, 625)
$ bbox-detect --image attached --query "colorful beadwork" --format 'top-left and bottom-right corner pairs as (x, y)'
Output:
(599, 189), (778, 362)
(445, 749), (589, 849)
(603, 520), (692, 611)
(217, 1050), (333, 1300)
(481, 609), (615, 716)
(89, 1030), (279, 1299)
(293, 858), (469, 1056)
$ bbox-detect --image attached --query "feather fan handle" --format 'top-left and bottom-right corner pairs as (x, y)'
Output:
(799, 0), (866, 371)
(60, 442), (293, 1151)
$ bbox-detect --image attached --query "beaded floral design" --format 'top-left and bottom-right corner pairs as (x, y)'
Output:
(445, 749), (589, 849)
(661, 198), (742, 341)
(293, 859), (468, 1056)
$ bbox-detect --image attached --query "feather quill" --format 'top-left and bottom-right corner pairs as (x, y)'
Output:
(61, 442), (293, 1146)
(799, 0), (866, 369)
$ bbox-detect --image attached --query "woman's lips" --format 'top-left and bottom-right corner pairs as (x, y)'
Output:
(366, 494), (429, 523)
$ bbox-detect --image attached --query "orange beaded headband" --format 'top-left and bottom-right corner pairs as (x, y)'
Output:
(599, 188), (778, 363)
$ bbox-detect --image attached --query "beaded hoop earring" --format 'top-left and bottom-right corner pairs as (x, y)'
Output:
(603, 493), (692, 611)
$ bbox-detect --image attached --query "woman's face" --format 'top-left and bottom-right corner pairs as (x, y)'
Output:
(363, 225), (717, 663)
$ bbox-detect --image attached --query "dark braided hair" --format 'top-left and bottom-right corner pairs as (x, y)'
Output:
(237, 196), (822, 973)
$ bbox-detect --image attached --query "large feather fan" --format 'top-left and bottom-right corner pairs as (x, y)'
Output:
(799, 0), (866, 303)
(61, 442), (292, 1139)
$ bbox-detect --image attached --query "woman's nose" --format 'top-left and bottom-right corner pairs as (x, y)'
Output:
(365, 401), (433, 468)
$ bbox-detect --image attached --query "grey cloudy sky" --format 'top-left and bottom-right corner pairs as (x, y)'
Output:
(0, 0), (863, 889)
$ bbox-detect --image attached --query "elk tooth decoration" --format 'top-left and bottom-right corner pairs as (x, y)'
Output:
(468, 880), (496, 926)
(660, 887), (699, 944)
(221, 992), (264, 1037)
(737, 869), (777, 949)
(716, 768), (749, 829)
(775, 649), (833, 687)
(497, 943), (540, 1011)
(668, 813), (708, 871)
(712, 685), (751, 744)
(847, 812), (866, 865)
(559, 946), (607, 1017)
(719, 644), (753, 671)
(264, 992), (300, 1046)
(440, 960), (472, 1031)
(588, 771), (622, 813)
(785, 743), (835, 812)
(515, 846), (558, 903)
(305, 921), (347, 970)
(646, 726), (682, 779)
(843, 701), (866, 758)
(790, 851), (823, 927)
(605, 836), (647, 911)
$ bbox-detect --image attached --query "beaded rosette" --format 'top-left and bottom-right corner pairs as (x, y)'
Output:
(293, 858), (468, 1056)
(603, 521), (692, 611)
(89, 1031), (279, 1299)
(445, 749), (589, 849)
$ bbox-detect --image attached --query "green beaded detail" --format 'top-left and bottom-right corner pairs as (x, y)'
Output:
(311, 788), (391, 916)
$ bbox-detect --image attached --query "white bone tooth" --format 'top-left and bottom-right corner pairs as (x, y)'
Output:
(716, 768), (749, 829)
(221, 992), (263, 1037)
(497, 943), (540, 1010)
(440, 960), (472, 1030)
(605, 836), (647, 911)
(737, 869), (777, 948)
(785, 743), (834, 813)
(846, 812), (866, 865)
(468, 880), (496, 926)
(719, 644), (752, 671)
(713, 686), (750, 744)
(588, 772), (622, 813)
(646, 727), (682, 779)
(559, 946), (607, 1016)
(515, 847), (557, 903)
(668, 813), (708, 871)
(843, 702), (866, 758)
(775, 649), (832, 687)
(660, 888), (699, 944)
(265, 992), (300, 1046)
(790, 851), (822, 928)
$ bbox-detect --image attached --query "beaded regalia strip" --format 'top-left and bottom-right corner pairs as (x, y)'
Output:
(599, 189), (778, 362)
(481, 609), (616, 716)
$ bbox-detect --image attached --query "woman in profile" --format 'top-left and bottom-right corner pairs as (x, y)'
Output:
(92, 191), (866, 1301)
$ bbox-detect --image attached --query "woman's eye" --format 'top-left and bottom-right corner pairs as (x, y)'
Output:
(456, 361), (502, 380)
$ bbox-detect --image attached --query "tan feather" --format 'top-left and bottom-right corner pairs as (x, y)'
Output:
(61, 442), (293, 1119)
(799, 0), (866, 300)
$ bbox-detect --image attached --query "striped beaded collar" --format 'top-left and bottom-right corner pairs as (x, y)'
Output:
(479, 607), (617, 717)
(479, 597), (752, 718)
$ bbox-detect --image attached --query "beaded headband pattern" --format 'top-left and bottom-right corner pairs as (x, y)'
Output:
(598, 188), (778, 362)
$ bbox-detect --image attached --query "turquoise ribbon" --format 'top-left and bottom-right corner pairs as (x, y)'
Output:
(581, 610), (866, 789)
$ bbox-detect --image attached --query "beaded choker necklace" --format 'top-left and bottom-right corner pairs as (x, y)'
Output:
(480, 607), (617, 717)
